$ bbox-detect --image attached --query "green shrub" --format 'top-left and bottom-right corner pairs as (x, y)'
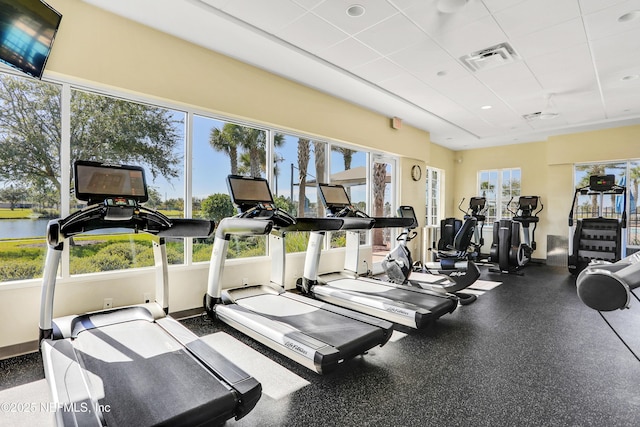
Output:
(0, 259), (43, 281)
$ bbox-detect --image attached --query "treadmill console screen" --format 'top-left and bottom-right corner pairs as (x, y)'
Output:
(227, 175), (274, 206)
(75, 160), (148, 203)
(397, 206), (419, 228)
(318, 183), (351, 208)
(590, 174), (616, 192)
(470, 197), (486, 209)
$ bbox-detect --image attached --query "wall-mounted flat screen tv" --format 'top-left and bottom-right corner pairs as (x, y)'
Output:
(0, 0), (62, 79)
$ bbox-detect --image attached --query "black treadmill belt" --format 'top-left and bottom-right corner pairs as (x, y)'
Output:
(74, 321), (238, 426)
(236, 296), (387, 358)
(330, 281), (457, 318)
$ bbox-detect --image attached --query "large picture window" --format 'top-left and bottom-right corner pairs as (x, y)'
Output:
(69, 89), (186, 274)
(192, 116), (268, 261)
(426, 167), (443, 226)
(0, 73), (61, 282)
(0, 69), (395, 284)
(478, 168), (521, 223)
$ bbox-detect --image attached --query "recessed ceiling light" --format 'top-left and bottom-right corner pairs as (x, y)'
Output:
(622, 74), (639, 81)
(346, 4), (366, 17)
(436, 70), (447, 77)
(539, 112), (559, 120)
(618, 10), (640, 22)
(481, 105), (492, 110)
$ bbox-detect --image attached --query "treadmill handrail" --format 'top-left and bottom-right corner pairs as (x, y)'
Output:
(281, 217), (344, 232)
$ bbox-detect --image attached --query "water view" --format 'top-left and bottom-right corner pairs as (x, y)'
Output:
(0, 218), (50, 239)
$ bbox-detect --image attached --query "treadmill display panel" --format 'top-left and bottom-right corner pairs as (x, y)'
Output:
(75, 160), (148, 202)
(227, 175), (274, 205)
(589, 174), (616, 192)
(398, 206), (419, 228)
(318, 183), (351, 208)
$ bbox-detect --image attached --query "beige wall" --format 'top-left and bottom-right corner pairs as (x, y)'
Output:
(1, 0), (638, 354)
(454, 127), (639, 260)
(46, 0), (430, 158)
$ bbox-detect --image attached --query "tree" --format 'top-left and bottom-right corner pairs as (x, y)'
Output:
(145, 187), (163, 209)
(0, 74), (182, 195)
(372, 162), (387, 246)
(314, 141), (326, 217)
(210, 124), (241, 175)
(0, 185), (29, 210)
(297, 138), (310, 217)
(201, 193), (235, 222)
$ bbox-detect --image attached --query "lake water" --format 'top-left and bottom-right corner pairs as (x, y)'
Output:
(0, 219), (50, 239)
(0, 218), (147, 239)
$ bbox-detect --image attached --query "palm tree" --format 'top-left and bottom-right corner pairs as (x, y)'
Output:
(209, 124), (240, 175)
(314, 141), (326, 217)
(239, 127), (265, 178)
(332, 146), (356, 199)
(297, 138), (310, 217)
(372, 162), (387, 246)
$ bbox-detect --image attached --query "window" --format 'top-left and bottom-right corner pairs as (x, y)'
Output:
(371, 156), (396, 263)
(192, 116), (268, 261)
(271, 132), (324, 253)
(574, 161), (639, 247)
(329, 145), (367, 248)
(0, 68), (396, 283)
(0, 73), (61, 282)
(478, 168), (521, 223)
(426, 167), (443, 226)
(68, 89), (186, 274)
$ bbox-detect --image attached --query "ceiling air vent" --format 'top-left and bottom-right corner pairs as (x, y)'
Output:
(460, 42), (520, 72)
(522, 112), (542, 120)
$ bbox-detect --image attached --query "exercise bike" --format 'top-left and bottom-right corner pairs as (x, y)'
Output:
(382, 206), (480, 305)
(489, 196), (543, 274)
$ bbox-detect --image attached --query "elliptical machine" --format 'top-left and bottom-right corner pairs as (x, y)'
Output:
(490, 196), (543, 274)
(433, 197), (487, 263)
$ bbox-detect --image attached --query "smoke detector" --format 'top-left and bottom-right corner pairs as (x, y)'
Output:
(460, 42), (520, 72)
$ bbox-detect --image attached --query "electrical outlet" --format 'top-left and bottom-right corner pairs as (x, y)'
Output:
(103, 298), (113, 309)
(143, 293), (151, 304)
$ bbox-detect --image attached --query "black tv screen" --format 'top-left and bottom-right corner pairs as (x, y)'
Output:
(0, 0), (62, 79)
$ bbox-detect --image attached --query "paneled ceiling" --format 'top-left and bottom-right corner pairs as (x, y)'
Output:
(84, 0), (640, 150)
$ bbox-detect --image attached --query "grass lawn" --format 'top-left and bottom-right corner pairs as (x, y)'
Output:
(0, 208), (35, 219)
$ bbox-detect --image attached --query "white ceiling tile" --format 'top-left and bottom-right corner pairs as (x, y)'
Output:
(511, 18), (587, 60)
(312, 0), (399, 35)
(291, 0), (326, 10)
(482, 0), (527, 13)
(388, 39), (452, 73)
(526, 44), (598, 93)
(475, 61), (544, 100)
(405, 0), (490, 38)
(276, 12), (349, 53)
(352, 57), (405, 83)
(590, 28), (640, 79)
(319, 38), (382, 69)
(219, 0), (306, 33)
(355, 13), (430, 55)
(582, 0), (640, 40)
(579, 0), (629, 15)
(493, 0), (581, 38)
(434, 15), (509, 57)
(199, 0), (231, 8)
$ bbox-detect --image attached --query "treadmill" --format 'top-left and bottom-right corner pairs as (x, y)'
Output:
(298, 183), (458, 329)
(40, 161), (261, 427)
(204, 175), (393, 375)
